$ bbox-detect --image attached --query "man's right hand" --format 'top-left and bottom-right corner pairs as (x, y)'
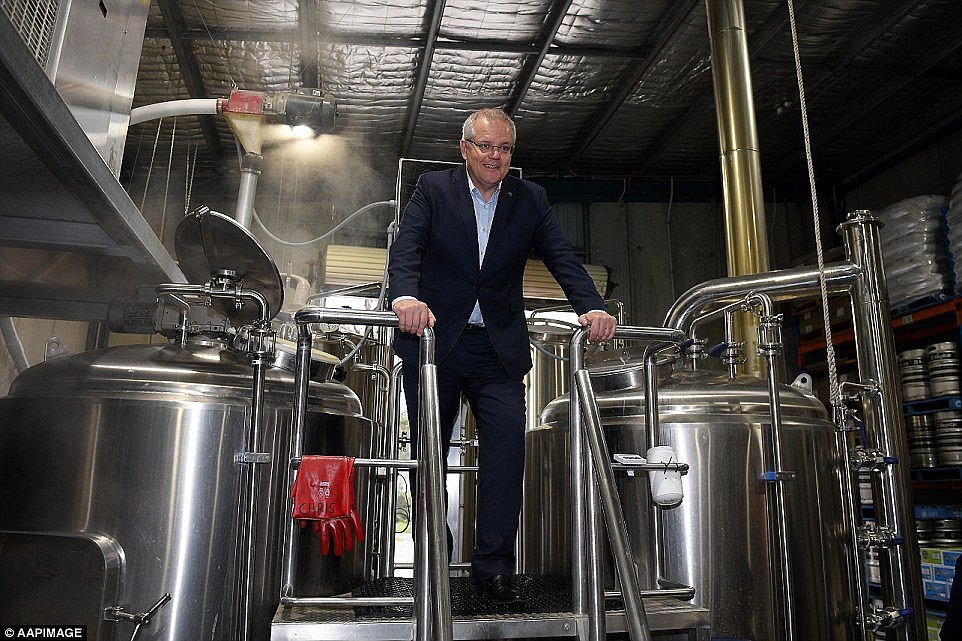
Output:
(393, 298), (436, 336)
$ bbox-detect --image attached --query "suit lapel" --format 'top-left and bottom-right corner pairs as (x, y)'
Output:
(482, 175), (516, 272)
(451, 166), (481, 268)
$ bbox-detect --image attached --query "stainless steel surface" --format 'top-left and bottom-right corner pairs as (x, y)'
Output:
(235, 153), (261, 230)
(529, 368), (859, 641)
(42, 0), (147, 176)
(0, 340), (375, 641)
(840, 211), (926, 641)
(173, 208), (284, 323)
(525, 319), (574, 432)
(0, 11), (184, 320)
(566, 325), (686, 641)
(416, 356), (453, 641)
(269, 598), (710, 640)
(289, 311), (452, 641)
(574, 368), (652, 641)
(664, 261), (860, 332)
(706, 0), (770, 379)
(312, 332), (389, 432)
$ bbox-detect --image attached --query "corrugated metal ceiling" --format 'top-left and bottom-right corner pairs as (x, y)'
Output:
(126, 0), (962, 188)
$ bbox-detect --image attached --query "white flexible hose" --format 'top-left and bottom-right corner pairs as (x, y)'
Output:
(130, 99), (220, 126)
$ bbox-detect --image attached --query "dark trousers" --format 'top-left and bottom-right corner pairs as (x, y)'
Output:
(401, 326), (526, 582)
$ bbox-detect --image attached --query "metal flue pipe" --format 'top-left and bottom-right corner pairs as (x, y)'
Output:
(706, 0), (770, 376)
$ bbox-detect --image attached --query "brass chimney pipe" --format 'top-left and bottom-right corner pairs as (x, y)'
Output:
(706, 0), (770, 376)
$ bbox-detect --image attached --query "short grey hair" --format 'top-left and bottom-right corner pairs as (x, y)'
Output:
(462, 108), (516, 144)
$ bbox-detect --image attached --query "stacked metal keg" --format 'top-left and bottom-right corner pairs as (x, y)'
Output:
(927, 341), (961, 398)
(916, 519), (935, 545)
(899, 340), (962, 467)
(898, 348), (930, 401)
(906, 414), (939, 468)
(932, 518), (962, 546)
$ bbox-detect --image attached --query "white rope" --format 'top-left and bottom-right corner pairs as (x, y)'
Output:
(787, 0), (839, 406)
(184, 143), (199, 215)
(160, 117), (177, 243)
(140, 117), (164, 212)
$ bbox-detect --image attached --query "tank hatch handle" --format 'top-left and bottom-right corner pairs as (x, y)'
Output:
(857, 522), (905, 549)
(104, 592), (171, 641)
(866, 605), (913, 632)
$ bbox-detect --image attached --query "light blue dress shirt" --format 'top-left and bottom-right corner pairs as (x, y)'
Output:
(467, 173), (500, 326)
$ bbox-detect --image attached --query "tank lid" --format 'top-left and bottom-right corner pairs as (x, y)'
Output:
(540, 369), (830, 424)
(174, 207), (284, 324)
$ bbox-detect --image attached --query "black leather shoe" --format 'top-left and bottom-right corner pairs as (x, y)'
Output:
(476, 574), (525, 607)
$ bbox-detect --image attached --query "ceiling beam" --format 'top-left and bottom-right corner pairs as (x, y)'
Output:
(770, 34), (962, 179)
(399, 0), (447, 157)
(504, 0), (574, 117)
(143, 26), (650, 60)
(155, 0), (224, 174)
(841, 100), (962, 191)
(630, 0), (817, 177)
(560, 0), (702, 173)
(297, 1), (319, 88)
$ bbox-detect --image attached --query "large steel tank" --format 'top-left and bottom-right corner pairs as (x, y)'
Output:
(0, 338), (377, 641)
(524, 364), (860, 641)
(524, 319), (574, 432)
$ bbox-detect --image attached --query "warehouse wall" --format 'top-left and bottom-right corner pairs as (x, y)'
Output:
(552, 197), (808, 326)
(844, 128), (962, 210)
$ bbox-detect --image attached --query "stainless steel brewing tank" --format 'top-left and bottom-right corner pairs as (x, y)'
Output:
(524, 320), (574, 432)
(0, 340), (377, 641)
(525, 367), (859, 641)
(312, 330), (389, 426)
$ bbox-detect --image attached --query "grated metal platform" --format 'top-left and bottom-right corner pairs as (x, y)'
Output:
(271, 575), (710, 640)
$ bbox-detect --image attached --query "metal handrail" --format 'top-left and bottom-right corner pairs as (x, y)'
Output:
(283, 307), (453, 641)
(568, 325), (688, 641)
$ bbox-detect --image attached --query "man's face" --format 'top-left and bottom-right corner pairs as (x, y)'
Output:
(459, 116), (513, 195)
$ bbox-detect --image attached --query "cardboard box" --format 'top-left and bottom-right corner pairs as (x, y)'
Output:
(934, 563), (955, 582)
(923, 578), (950, 600)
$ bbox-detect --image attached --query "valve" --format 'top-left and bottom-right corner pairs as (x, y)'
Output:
(105, 593), (172, 641)
(833, 402), (860, 433)
(754, 313), (784, 356)
(850, 446), (898, 472)
(681, 338), (708, 366)
(857, 522), (904, 549)
(865, 604), (911, 632)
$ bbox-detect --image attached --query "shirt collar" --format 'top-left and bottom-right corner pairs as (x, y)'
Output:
(465, 168), (501, 203)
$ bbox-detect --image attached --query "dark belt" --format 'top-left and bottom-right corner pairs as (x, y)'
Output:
(464, 323), (486, 332)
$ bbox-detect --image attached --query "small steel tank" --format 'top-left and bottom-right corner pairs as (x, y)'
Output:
(0, 337), (376, 641)
(524, 365), (860, 641)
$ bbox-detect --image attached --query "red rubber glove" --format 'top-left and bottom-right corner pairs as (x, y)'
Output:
(290, 456), (365, 556)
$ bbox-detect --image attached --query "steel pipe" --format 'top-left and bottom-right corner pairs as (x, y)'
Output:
(840, 212), (925, 640)
(664, 261), (860, 332)
(377, 362), (404, 578)
(575, 369), (652, 641)
(285, 309), (452, 641)
(568, 325), (686, 641)
(706, 0), (770, 376)
(235, 153), (262, 230)
(415, 353), (453, 641)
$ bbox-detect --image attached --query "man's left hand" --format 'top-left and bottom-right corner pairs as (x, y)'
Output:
(579, 311), (617, 343)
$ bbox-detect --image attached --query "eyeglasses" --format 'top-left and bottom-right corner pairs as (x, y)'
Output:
(466, 139), (514, 155)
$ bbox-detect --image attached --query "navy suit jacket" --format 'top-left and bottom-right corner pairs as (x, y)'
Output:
(388, 166), (605, 379)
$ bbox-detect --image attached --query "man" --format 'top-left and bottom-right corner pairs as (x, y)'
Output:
(388, 107), (617, 605)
